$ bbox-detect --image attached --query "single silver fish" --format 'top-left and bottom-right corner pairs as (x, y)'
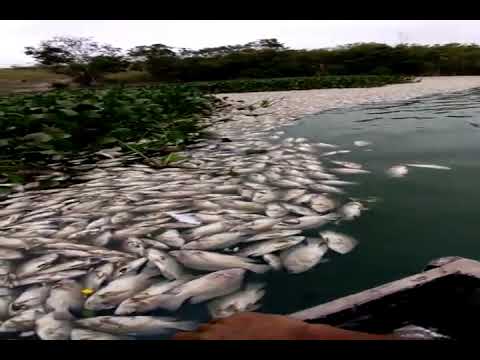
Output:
(15, 254), (59, 278)
(35, 312), (72, 340)
(320, 230), (358, 254)
(207, 282), (266, 319)
(309, 183), (345, 194)
(12, 270), (88, 287)
(339, 201), (364, 220)
(262, 254), (282, 270)
(186, 222), (233, 241)
(115, 278), (193, 315)
(170, 250), (270, 273)
(84, 271), (157, 311)
(146, 249), (186, 280)
(273, 214), (337, 230)
(45, 279), (84, 319)
(321, 180), (358, 186)
(164, 212), (201, 225)
(310, 194), (337, 214)
(243, 229), (302, 243)
(280, 238), (328, 273)
(9, 285), (50, 315)
(182, 232), (246, 251)
(75, 316), (196, 336)
(147, 268), (246, 311)
(237, 236), (305, 257)
(282, 203), (318, 216)
(83, 263), (115, 291)
(386, 165), (409, 178)
(265, 203), (289, 218)
(112, 257), (148, 279)
(330, 168), (370, 175)
(353, 140), (371, 147)
(0, 306), (45, 332)
(154, 230), (185, 248)
(405, 163), (451, 170)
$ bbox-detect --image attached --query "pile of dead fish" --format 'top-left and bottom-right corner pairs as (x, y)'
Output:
(0, 134), (372, 340)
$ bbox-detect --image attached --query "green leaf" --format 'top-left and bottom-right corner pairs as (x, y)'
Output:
(59, 109), (79, 117)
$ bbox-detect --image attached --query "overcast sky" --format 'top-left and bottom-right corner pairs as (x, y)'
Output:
(1, 20), (480, 67)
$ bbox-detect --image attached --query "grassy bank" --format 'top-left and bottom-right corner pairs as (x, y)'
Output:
(0, 85), (216, 188)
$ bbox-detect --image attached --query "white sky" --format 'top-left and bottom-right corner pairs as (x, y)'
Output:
(1, 20), (480, 67)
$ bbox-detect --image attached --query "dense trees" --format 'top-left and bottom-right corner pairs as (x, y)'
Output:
(25, 37), (480, 83)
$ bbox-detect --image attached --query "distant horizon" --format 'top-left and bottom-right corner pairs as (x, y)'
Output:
(2, 20), (480, 67)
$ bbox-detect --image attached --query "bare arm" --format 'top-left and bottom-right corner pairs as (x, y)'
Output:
(174, 312), (399, 340)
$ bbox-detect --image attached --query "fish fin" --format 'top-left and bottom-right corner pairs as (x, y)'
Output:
(246, 263), (271, 274)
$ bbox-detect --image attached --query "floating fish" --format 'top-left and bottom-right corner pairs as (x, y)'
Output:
(405, 163), (451, 170)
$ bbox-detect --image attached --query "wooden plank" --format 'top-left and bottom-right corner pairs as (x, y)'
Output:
(289, 258), (480, 321)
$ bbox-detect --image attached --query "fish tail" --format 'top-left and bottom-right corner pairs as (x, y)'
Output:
(247, 263), (271, 274)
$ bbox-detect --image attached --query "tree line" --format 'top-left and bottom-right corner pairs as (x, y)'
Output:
(24, 36), (480, 85)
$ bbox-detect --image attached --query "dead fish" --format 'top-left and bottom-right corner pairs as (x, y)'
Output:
(231, 218), (280, 232)
(282, 189), (307, 202)
(237, 236), (305, 257)
(308, 171), (337, 180)
(353, 140), (371, 147)
(183, 232), (246, 251)
(208, 282), (266, 319)
(293, 193), (315, 205)
(330, 160), (363, 169)
(121, 237), (146, 256)
(273, 179), (306, 189)
(45, 279), (84, 318)
(220, 200), (265, 213)
(310, 194), (337, 214)
(75, 316), (196, 336)
(0, 244), (27, 261)
(15, 254), (59, 278)
(146, 249), (186, 280)
(84, 271), (157, 311)
(155, 230), (185, 248)
(86, 217), (110, 230)
(170, 250), (270, 273)
(282, 203), (318, 216)
(320, 230), (358, 254)
(0, 306), (45, 332)
(9, 285), (50, 315)
(115, 278), (193, 315)
(262, 254), (282, 270)
(83, 263), (115, 291)
(112, 258), (148, 279)
(252, 190), (280, 204)
(314, 142), (338, 148)
(330, 168), (370, 175)
(146, 268), (246, 311)
(339, 201), (364, 221)
(12, 270), (88, 287)
(405, 163), (451, 170)
(265, 203), (289, 218)
(0, 236), (31, 249)
(186, 222), (233, 241)
(274, 214), (337, 230)
(243, 229), (302, 243)
(249, 174), (268, 183)
(309, 183), (345, 194)
(195, 213), (225, 223)
(111, 212), (133, 224)
(164, 212), (201, 225)
(193, 200), (222, 211)
(280, 238), (328, 274)
(35, 312), (72, 340)
(386, 165), (409, 178)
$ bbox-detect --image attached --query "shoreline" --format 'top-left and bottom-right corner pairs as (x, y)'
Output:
(213, 77), (480, 135)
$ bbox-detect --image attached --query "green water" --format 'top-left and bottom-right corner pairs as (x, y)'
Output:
(262, 88), (480, 315)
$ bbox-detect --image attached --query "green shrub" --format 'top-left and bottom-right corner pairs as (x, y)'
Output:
(187, 75), (414, 94)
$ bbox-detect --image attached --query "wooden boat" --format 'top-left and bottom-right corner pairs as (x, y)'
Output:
(289, 257), (480, 339)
